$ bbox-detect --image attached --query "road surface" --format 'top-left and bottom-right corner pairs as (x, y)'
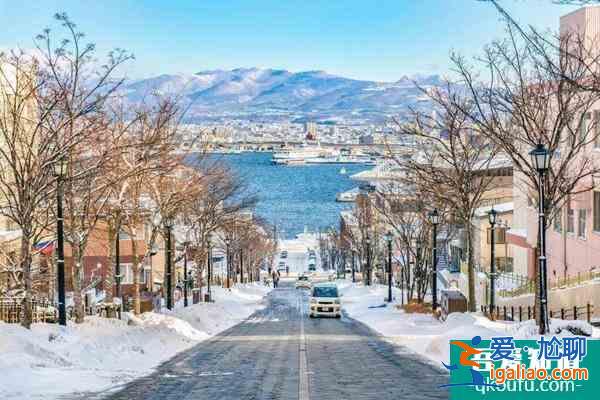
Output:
(91, 282), (448, 400)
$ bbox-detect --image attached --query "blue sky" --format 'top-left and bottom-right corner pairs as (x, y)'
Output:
(0, 0), (581, 81)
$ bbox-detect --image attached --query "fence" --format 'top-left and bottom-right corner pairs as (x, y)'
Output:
(481, 303), (594, 324)
(0, 298), (58, 324)
(499, 269), (600, 298)
(0, 297), (123, 324)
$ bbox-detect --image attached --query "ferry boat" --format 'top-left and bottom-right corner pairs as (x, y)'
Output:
(271, 144), (337, 165)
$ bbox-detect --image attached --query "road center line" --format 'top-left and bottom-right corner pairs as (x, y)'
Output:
(298, 294), (310, 400)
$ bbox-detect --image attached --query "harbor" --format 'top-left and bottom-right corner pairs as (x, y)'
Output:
(212, 152), (370, 238)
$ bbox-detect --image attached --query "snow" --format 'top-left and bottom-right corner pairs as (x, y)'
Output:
(338, 281), (599, 367)
(0, 283), (271, 400)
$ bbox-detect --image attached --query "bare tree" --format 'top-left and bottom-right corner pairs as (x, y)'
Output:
(0, 13), (131, 328)
(340, 195), (380, 285)
(393, 85), (499, 311)
(450, 13), (600, 323)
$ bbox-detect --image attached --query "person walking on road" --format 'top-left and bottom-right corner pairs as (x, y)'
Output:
(272, 270), (279, 288)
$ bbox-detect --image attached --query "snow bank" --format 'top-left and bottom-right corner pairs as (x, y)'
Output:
(338, 281), (599, 367)
(0, 283), (271, 400)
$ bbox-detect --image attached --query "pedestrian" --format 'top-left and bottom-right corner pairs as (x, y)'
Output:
(272, 270), (278, 288)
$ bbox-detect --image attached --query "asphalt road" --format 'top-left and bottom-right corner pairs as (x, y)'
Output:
(93, 282), (448, 400)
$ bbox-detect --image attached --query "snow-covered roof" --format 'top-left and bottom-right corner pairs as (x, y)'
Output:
(350, 161), (405, 182)
(474, 202), (514, 218)
(0, 229), (22, 242)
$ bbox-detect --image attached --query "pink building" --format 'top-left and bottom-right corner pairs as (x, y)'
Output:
(509, 6), (600, 283)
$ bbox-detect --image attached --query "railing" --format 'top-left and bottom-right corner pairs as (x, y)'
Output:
(481, 303), (594, 324)
(499, 269), (600, 298)
(0, 297), (58, 324)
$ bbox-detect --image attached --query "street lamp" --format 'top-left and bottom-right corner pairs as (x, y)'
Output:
(384, 231), (393, 303)
(206, 236), (213, 302)
(164, 216), (174, 310)
(488, 207), (497, 318)
(365, 234), (372, 286)
(183, 231), (191, 308)
(54, 156), (68, 326)
(529, 143), (551, 334)
(115, 218), (122, 314)
(225, 236), (232, 288)
(428, 209), (440, 312)
(351, 249), (356, 283)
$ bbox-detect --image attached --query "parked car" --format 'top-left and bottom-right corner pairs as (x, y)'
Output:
(295, 275), (312, 290)
(309, 283), (341, 318)
(308, 263), (316, 272)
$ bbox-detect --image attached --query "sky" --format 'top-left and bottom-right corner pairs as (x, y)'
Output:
(0, 0), (584, 82)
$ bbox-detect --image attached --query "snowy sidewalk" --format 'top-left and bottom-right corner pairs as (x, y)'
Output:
(338, 280), (600, 366)
(0, 283), (271, 400)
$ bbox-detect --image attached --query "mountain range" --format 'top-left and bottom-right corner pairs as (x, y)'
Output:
(120, 68), (442, 123)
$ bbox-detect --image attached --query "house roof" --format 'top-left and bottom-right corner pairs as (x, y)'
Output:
(474, 202), (514, 218)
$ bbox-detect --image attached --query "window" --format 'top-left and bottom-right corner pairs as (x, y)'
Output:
(567, 207), (575, 234)
(554, 207), (562, 233)
(594, 111), (600, 148)
(580, 112), (591, 141)
(486, 227), (506, 244)
(594, 192), (600, 231)
(578, 209), (587, 239)
(496, 257), (514, 273)
(118, 231), (131, 240)
(121, 264), (147, 284)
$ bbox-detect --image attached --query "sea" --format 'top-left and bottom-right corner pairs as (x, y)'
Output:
(209, 152), (369, 239)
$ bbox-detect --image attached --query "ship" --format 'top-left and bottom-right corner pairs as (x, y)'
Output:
(271, 144), (338, 165)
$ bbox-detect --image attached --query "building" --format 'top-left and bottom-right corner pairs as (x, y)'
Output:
(304, 121), (318, 140)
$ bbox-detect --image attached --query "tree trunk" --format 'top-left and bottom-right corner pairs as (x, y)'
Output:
(466, 223), (476, 312)
(131, 234), (141, 315)
(72, 244), (85, 323)
(105, 221), (116, 301)
(20, 234), (33, 329)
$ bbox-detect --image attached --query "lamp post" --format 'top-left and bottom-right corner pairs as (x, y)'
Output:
(164, 216), (174, 310)
(365, 234), (372, 286)
(183, 235), (191, 308)
(351, 250), (356, 283)
(530, 143), (551, 334)
(384, 231), (393, 303)
(54, 157), (68, 326)
(488, 207), (497, 316)
(115, 220), (121, 311)
(240, 248), (244, 284)
(225, 237), (231, 288)
(206, 239), (212, 302)
(428, 209), (440, 312)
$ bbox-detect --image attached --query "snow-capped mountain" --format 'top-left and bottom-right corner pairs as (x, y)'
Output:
(120, 68), (442, 122)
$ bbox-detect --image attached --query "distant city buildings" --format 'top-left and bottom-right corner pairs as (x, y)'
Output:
(304, 121), (318, 140)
